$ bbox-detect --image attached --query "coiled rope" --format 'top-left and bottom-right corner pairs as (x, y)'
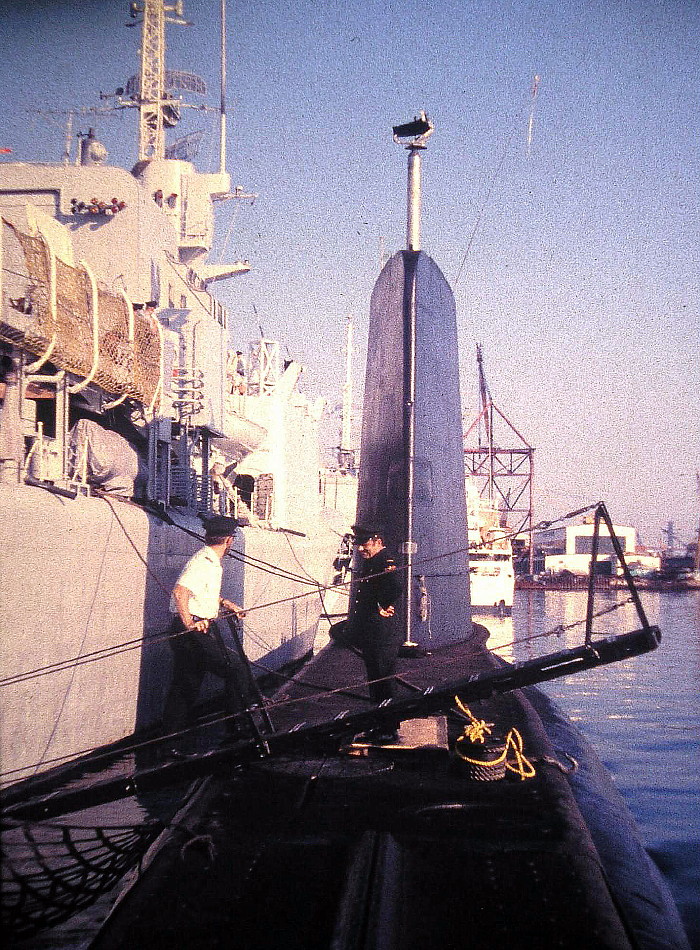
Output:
(453, 697), (536, 781)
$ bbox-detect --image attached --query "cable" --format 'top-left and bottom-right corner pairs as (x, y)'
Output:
(30, 518), (117, 777)
(453, 127), (516, 289)
(0, 501), (606, 688)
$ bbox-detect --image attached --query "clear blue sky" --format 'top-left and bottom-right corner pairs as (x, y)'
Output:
(1, 0), (698, 546)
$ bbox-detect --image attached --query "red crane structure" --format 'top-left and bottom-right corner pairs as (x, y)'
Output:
(464, 345), (535, 574)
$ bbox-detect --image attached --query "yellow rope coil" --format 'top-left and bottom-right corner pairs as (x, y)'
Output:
(454, 696), (493, 743)
(454, 698), (536, 781)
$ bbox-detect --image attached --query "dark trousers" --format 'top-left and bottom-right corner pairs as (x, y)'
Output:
(163, 617), (252, 737)
(356, 615), (399, 705)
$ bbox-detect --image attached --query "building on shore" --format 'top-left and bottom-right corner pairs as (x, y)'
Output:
(537, 520), (660, 577)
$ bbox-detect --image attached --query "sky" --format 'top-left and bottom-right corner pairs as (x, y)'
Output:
(0, 0), (698, 547)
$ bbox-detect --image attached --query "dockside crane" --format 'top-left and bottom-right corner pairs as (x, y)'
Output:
(464, 345), (535, 573)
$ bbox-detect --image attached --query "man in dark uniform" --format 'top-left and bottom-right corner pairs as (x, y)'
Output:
(163, 515), (252, 753)
(350, 524), (403, 743)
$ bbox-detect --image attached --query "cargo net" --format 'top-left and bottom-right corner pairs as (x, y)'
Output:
(132, 309), (161, 407)
(1, 818), (162, 940)
(1, 223), (53, 351)
(55, 256), (93, 377)
(96, 284), (133, 394)
(1, 219), (160, 408)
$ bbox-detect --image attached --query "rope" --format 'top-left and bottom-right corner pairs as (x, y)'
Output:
(0, 664), (398, 781)
(486, 595), (635, 659)
(453, 698), (536, 781)
(2, 497), (601, 686)
(30, 517), (116, 778)
(109, 493), (323, 589)
(454, 697), (494, 743)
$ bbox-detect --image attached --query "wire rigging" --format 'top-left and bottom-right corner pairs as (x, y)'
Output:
(0, 501), (604, 690)
(0, 585), (641, 784)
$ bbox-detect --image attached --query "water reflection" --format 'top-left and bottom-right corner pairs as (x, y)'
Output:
(509, 589), (699, 946)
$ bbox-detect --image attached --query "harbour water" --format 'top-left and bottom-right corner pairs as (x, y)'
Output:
(481, 589), (700, 947)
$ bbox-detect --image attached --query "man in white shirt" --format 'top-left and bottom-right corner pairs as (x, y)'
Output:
(163, 515), (249, 751)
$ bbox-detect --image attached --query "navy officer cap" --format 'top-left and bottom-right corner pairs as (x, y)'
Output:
(352, 523), (386, 543)
(204, 515), (239, 537)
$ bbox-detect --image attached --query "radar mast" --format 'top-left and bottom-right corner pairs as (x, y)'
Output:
(128, 0), (190, 161)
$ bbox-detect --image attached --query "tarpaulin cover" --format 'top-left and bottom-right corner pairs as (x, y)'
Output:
(69, 418), (140, 495)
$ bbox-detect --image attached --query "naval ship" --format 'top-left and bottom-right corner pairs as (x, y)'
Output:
(0, 0), (345, 788)
(0, 4), (691, 944)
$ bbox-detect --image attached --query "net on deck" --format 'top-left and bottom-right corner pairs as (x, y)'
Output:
(1, 818), (162, 940)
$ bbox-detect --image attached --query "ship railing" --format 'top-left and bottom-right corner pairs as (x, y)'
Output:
(209, 472), (266, 525)
(21, 417), (92, 495)
(166, 464), (272, 525)
(22, 424), (66, 487)
(171, 368), (204, 420)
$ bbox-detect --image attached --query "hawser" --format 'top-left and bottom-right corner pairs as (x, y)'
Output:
(0, 0), (347, 790)
(2, 114), (688, 949)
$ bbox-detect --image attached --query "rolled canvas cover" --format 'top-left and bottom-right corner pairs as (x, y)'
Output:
(354, 250), (471, 646)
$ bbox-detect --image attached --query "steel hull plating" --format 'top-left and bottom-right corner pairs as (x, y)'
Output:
(0, 482), (334, 787)
(354, 250), (471, 646)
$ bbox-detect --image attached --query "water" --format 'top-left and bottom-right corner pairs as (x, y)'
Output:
(480, 589), (700, 947)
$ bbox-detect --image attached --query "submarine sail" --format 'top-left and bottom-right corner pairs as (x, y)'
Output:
(353, 114), (472, 648)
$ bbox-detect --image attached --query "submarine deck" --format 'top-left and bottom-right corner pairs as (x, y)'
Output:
(84, 630), (640, 950)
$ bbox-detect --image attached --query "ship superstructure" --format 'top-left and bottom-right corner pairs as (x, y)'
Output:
(466, 477), (515, 615)
(0, 1), (341, 787)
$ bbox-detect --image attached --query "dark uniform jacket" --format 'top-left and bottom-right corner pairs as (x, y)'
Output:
(353, 548), (403, 622)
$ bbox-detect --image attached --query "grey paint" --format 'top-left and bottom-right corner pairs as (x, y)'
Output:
(354, 250), (471, 647)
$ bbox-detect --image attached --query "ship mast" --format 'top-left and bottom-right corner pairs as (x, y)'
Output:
(219, 0), (227, 174)
(393, 111), (434, 251)
(339, 315), (355, 471)
(476, 343), (495, 504)
(392, 113), (434, 651)
(131, 0), (189, 161)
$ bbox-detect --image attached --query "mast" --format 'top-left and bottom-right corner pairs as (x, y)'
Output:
(339, 315), (354, 469)
(393, 113), (434, 650)
(137, 0), (166, 160)
(131, 0), (188, 161)
(354, 112), (470, 651)
(394, 111), (433, 251)
(219, 0), (227, 174)
(476, 343), (495, 504)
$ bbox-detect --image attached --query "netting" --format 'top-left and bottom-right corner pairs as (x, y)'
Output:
(1, 818), (162, 940)
(55, 256), (93, 377)
(11, 226), (54, 353)
(1, 219), (161, 407)
(133, 310), (161, 407)
(96, 285), (133, 395)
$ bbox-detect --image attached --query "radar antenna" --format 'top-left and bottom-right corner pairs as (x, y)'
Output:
(127, 1), (191, 161)
(392, 111), (434, 251)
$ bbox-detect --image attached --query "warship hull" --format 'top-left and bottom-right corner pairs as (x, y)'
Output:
(0, 482), (338, 787)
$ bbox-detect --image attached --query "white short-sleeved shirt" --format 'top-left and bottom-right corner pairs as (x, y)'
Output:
(169, 546), (223, 619)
